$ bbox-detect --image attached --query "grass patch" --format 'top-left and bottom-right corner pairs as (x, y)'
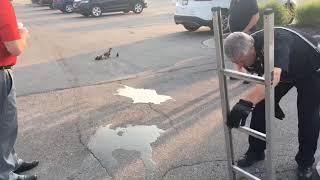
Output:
(257, 0), (292, 28)
(295, 0), (320, 27)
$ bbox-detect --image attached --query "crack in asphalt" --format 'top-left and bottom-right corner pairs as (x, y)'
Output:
(17, 63), (218, 97)
(161, 159), (227, 178)
(155, 62), (216, 74)
(75, 122), (114, 179)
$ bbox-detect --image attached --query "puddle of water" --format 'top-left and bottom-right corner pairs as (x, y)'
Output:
(116, 85), (173, 104)
(88, 124), (165, 171)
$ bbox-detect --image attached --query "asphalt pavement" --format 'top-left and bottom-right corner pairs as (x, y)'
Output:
(11, 1), (320, 179)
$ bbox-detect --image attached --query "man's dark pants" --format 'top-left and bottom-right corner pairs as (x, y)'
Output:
(248, 75), (320, 168)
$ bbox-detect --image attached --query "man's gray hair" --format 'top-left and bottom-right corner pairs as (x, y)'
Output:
(224, 32), (254, 62)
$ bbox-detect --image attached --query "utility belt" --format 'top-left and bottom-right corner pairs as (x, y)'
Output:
(0, 66), (12, 70)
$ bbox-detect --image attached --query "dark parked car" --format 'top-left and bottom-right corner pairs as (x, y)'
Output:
(36, 0), (54, 9)
(73, 0), (148, 17)
(53, 0), (74, 13)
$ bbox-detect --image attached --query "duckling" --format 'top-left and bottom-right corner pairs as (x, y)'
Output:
(103, 48), (112, 59)
(95, 55), (103, 60)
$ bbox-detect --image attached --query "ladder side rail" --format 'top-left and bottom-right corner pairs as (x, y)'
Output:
(212, 7), (236, 180)
(263, 9), (276, 180)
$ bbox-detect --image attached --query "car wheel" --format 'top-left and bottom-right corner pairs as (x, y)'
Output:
(183, 25), (200, 32)
(91, 6), (102, 17)
(64, 4), (73, 13)
(210, 9), (229, 33)
(221, 9), (230, 33)
(285, 3), (296, 24)
(133, 1), (143, 14)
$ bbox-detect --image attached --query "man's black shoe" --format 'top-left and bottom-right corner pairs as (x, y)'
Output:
(297, 166), (313, 180)
(16, 175), (37, 180)
(237, 151), (265, 168)
(229, 77), (238, 80)
(14, 161), (39, 173)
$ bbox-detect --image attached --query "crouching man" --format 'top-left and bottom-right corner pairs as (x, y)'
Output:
(224, 27), (320, 179)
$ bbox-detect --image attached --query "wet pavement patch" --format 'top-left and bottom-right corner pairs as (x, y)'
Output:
(116, 85), (173, 104)
(88, 124), (165, 171)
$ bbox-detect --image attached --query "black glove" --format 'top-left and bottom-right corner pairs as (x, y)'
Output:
(227, 99), (253, 128)
(275, 103), (285, 120)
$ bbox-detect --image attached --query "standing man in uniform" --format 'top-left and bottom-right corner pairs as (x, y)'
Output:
(228, 0), (260, 82)
(224, 28), (320, 179)
(229, 0), (260, 34)
(0, 0), (39, 179)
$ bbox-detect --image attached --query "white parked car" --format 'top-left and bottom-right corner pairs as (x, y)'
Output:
(174, 0), (297, 32)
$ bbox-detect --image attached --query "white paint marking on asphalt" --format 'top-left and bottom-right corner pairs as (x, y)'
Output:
(116, 85), (173, 104)
(317, 161), (320, 176)
(88, 124), (165, 170)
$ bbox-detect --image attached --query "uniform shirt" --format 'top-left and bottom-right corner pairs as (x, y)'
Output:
(0, 0), (21, 66)
(245, 27), (320, 81)
(229, 0), (259, 32)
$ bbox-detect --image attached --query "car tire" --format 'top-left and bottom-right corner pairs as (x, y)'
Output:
(133, 1), (143, 14)
(183, 25), (200, 32)
(63, 4), (73, 13)
(285, 3), (296, 24)
(221, 9), (230, 33)
(91, 6), (102, 17)
(210, 9), (229, 33)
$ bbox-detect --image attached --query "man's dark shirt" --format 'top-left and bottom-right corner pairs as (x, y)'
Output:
(229, 0), (259, 32)
(245, 27), (320, 81)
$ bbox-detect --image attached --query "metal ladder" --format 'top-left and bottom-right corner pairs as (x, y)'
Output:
(212, 8), (276, 180)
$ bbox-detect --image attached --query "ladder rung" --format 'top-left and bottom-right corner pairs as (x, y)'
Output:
(232, 165), (261, 180)
(222, 69), (265, 84)
(237, 126), (266, 141)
